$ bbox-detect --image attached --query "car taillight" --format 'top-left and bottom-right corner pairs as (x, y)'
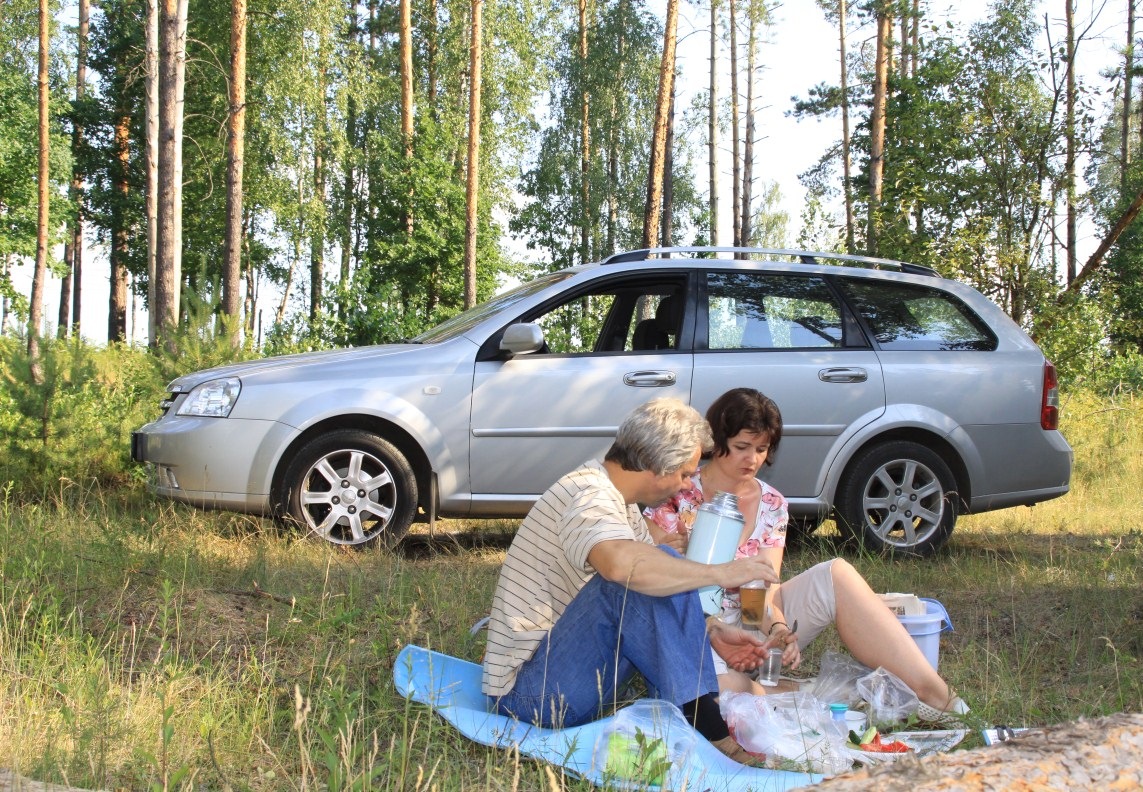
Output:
(1041, 361), (1059, 430)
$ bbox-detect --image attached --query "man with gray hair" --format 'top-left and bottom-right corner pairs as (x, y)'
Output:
(482, 397), (780, 764)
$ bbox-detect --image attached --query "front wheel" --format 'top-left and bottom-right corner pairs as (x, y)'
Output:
(278, 429), (418, 548)
(835, 441), (957, 557)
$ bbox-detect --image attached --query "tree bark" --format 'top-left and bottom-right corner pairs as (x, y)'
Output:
(310, 62), (326, 324)
(109, 108), (130, 343)
(463, 0), (483, 308)
(1065, 0), (1077, 283)
(660, 80), (675, 246)
(145, 0), (159, 345)
(739, 5), (756, 247)
(399, 0), (413, 236)
(29, 0), (50, 379)
(729, 0), (741, 248)
(222, 0), (247, 348)
(809, 713), (1143, 790)
(1059, 180), (1143, 297)
(154, 0), (188, 349)
(839, 0), (854, 253)
(1122, 0), (1135, 188)
(642, 0), (679, 250)
(59, 0), (88, 339)
(579, 0), (591, 265)
(868, 3), (891, 254)
(708, 0), (719, 246)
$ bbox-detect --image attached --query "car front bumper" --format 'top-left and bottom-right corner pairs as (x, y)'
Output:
(132, 414), (298, 513)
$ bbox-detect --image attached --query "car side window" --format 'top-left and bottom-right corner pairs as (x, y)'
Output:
(706, 272), (843, 350)
(528, 283), (683, 354)
(839, 279), (998, 351)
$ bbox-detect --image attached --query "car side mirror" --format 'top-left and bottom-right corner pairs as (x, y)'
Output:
(500, 323), (545, 356)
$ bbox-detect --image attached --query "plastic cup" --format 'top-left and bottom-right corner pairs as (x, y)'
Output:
(739, 580), (768, 626)
(758, 647), (783, 687)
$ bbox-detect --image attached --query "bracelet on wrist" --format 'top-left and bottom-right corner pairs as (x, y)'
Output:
(768, 621), (788, 636)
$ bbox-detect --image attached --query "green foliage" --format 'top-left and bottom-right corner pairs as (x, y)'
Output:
(511, 1), (697, 268)
(0, 336), (166, 497)
(0, 0), (75, 272)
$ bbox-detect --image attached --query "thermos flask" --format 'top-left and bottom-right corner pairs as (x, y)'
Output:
(684, 491), (745, 615)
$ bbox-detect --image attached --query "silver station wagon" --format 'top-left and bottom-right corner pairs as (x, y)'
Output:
(132, 247), (1073, 556)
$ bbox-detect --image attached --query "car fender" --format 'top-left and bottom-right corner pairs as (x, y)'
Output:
(819, 403), (984, 504)
(255, 388), (461, 504)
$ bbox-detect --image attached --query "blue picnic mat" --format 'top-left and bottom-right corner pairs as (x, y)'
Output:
(392, 644), (821, 791)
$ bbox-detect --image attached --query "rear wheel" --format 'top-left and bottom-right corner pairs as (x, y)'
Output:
(279, 429), (418, 548)
(836, 441), (957, 557)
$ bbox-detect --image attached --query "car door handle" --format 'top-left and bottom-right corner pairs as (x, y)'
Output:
(818, 367), (868, 383)
(623, 370), (678, 387)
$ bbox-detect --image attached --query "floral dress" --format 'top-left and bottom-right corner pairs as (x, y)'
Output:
(644, 470), (789, 622)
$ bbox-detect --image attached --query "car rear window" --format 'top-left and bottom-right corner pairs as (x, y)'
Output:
(838, 279), (998, 351)
(706, 272), (843, 350)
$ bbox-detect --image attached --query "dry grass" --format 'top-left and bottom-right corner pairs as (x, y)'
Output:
(0, 391), (1140, 790)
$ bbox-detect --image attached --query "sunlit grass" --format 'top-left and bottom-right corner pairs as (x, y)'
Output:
(0, 390), (1140, 789)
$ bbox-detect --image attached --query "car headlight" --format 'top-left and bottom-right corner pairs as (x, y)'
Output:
(176, 377), (242, 417)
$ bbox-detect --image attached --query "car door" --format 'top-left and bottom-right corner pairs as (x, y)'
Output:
(688, 269), (886, 501)
(469, 274), (694, 502)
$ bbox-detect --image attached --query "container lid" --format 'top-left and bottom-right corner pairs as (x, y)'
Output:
(829, 703), (848, 713)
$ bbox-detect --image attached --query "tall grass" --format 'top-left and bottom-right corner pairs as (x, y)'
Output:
(0, 390), (1140, 789)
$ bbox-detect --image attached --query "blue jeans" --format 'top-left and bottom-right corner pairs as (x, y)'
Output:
(494, 549), (719, 729)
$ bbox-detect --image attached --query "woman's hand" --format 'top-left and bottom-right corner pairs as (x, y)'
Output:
(764, 624), (801, 669)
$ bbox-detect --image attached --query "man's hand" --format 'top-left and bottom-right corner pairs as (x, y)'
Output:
(707, 619), (769, 672)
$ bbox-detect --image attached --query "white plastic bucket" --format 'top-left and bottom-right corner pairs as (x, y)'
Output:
(897, 597), (952, 670)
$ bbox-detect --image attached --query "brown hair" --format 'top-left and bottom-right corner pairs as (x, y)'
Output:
(705, 388), (782, 466)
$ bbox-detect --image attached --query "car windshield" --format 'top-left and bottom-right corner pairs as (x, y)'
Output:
(412, 271), (576, 343)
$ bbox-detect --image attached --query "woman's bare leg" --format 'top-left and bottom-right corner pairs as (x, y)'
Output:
(828, 559), (957, 711)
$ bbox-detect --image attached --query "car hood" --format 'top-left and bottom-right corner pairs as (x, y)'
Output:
(168, 343), (438, 392)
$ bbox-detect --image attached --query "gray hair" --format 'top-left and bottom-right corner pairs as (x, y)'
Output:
(605, 398), (713, 475)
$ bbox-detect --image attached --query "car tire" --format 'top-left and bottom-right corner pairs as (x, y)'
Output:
(279, 429), (418, 548)
(836, 440), (957, 557)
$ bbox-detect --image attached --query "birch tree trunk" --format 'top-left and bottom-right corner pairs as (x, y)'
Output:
(29, 0), (50, 379)
(642, 0), (679, 249)
(463, 0), (483, 308)
(154, 0), (188, 348)
(222, 0), (247, 348)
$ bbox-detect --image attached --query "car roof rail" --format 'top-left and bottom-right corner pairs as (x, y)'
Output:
(599, 246), (941, 277)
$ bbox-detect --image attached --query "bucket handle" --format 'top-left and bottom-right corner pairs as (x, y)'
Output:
(919, 597), (953, 633)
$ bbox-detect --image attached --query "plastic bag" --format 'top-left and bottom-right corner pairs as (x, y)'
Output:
(806, 650), (872, 708)
(591, 699), (697, 786)
(855, 667), (918, 728)
(719, 691), (853, 775)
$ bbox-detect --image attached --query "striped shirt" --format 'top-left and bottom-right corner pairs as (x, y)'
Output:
(481, 460), (651, 696)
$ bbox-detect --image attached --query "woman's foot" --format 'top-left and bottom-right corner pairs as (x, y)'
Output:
(916, 695), (970, 726)
(710, 735), (766, 766)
